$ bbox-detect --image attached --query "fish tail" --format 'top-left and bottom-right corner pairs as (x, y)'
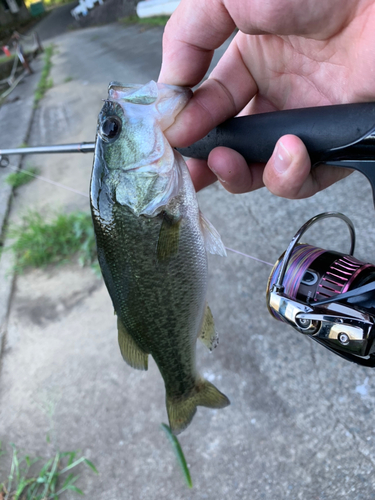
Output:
(166, 379), (230, 435)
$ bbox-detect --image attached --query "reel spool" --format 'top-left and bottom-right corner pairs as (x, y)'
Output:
(266, 212), (375, 366)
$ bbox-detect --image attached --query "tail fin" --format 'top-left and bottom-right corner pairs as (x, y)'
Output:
(166, 379), (230, 435)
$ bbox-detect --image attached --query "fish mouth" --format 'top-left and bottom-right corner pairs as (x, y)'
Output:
(106, 80), (192, 131)
(108, 81), (158, 104)
(107, 81), (192, 107)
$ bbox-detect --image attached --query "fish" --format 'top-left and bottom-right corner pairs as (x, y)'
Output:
(90, 80), (230, 434)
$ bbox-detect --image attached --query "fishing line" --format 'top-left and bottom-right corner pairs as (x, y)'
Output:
(225, 246), (273, 266)
(2, 163), (271, 267)
(4, 163), (89, 198)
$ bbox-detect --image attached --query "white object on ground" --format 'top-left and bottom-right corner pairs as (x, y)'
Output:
(137, 0), (180, 18)
(71, 0), (104, 20)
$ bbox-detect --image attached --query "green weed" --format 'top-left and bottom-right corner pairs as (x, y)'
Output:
(34, 45), (54, 107)
(0, 442), (98, 499)
(5, 167), (40, 189)
(120, 15), (170, 27)
(42, 0), (75, 6)
(63, 76), (73, 83)
(0, 54), (15, 65)
(8, 211), (98, 273)
(161, 424), (192, 488)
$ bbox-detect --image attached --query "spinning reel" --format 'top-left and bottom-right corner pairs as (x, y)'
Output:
(266, 212), (375, 366)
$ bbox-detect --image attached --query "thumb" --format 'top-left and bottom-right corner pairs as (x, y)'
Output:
(263, 135), (352, 198)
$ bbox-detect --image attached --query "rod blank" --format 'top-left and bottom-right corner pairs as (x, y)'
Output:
(0, 142), (95, 156)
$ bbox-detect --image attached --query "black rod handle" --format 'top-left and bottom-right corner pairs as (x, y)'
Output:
(176, 102), (375, 163)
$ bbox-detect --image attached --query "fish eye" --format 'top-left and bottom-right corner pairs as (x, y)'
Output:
(100, 116), (122, 141)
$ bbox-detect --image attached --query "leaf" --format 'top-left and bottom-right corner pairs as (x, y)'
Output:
(66, 485), (84, 495)
(161, 423), (193, 488)
(14, 478), (35, 499)
(67, 451), (76, 467)
(59, 457), (85, 474)
(83, 459), (99, 474)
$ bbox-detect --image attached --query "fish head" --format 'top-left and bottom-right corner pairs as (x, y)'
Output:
(96, 81), (192, 171)
(93, 81), (192, 216)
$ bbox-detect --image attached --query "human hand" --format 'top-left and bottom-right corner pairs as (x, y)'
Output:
(159, 0), (375, 197)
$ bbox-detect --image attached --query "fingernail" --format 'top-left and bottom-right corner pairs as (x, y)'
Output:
(207, 161), (226, 183)
(273, 141), (292, 174)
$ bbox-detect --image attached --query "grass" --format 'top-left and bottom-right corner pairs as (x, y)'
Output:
(120, 15), (170, 27)
(63, 76), (73, 83)
(34, 45), (54, 107)
(0, 442), (98, 499)
(26, 0), (72, 5)
(8, 211), (98, 273)
(0, 54), (15, 65)
(5, 167), (40, 189)
(161, 424), (192, 488)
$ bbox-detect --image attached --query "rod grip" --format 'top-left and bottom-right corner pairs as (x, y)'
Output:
(176, 102), (375, 163)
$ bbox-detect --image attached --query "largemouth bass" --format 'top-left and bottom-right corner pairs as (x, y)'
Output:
(90, 81), (230, 434)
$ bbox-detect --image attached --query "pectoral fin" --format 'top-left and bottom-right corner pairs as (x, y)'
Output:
(199, 304), (218, 351)
(199, 212), (227, 256)
(157, 212), (181, 261)
(117, 317), (148, 370)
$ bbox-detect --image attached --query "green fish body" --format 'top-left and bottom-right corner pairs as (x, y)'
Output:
(90, 81), (229, 434)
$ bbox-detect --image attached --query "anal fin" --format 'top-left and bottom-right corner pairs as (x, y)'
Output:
(117, 317), (148, 370)
(199, 304), (218, 351)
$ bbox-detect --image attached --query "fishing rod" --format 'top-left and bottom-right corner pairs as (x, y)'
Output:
(3, 102), (375, 366)
(0, 142), (95, 167)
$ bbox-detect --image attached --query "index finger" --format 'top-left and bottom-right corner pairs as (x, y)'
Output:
(159, 0), (236, 86)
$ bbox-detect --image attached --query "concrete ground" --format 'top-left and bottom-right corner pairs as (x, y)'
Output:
(28, 2), (79, 41)
(1, 18), (375, 500)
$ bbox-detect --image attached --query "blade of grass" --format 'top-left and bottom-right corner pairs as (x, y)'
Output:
(65, 484), (84, 495)
(161, 423), (193, 488)
(14, 477), (36, 500)
(59, 456), (86, 474)
(5, 446), (16, 500)
(83, 459), (98, 474)
(51, 473), (80, 497)
(41, 452), (59, 497)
